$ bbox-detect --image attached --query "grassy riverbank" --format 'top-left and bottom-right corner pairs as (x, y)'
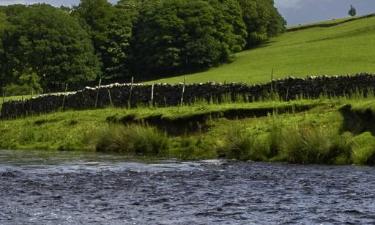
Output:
(2, 96), (375, 165)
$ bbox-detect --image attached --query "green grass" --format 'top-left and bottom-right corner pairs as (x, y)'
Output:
(95, 125), (169, 156)
(0, 99), (319, 150)
(150, 15), (375, 84)
(3, 96), (375, 165)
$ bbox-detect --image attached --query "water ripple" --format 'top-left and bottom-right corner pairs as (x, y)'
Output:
(0, 150), (375, 224)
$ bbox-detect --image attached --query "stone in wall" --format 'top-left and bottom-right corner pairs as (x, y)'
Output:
(2, 73), (375, 119)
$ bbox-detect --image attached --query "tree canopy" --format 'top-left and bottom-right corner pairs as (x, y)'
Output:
(0, 0), (286, 93)
(73, 0), (134, 81)
(1, 4), (100, 92)
(131, 0), (248, 78)
(348, 5), (357, 17)
(238, 0), (286, 48)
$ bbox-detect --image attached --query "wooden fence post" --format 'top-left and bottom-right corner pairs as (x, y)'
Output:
(150, 83), (154, 107)
(62, 83), (68, 110)
(108, 89), (113, 107)
(180, 76), (186, 106)
(128, 76), (134, 109)
(95, 78), (102, 108)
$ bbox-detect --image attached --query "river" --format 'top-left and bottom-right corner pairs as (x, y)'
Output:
(0, 150), (375, 225)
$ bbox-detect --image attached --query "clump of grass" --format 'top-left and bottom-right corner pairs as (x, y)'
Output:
(351, 132), (375, 165)
(217, 124), (270, 161)
(170, 136), (216, 160)
(95, 125), (169, 156)
(278, 124), (352, 164)
(265, 119), (284, 159)
(216, 117), (355, 164)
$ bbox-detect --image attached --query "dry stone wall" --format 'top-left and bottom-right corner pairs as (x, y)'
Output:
(2, 73), (375, 119)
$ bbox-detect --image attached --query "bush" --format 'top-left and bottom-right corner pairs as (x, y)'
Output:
(95, 125), (169, 156)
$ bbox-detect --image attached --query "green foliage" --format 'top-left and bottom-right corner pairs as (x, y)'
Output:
(95, 125), (169, 156)
(237, 0), (286, 48)
(153, 15), (375, 84)
(4, 97), (375, 165)
(131, 0), (246, 78)
(4, 68), (42, 95)
(0, 11), (8, 88)
(0, 0), (286, 84)
(348, 5), (357, 17)
(278, 124), (351, 164)
(74, 0), (134, 81)
(1, 4), (100, 90)
(170, 136), (216, 160)
(351, 132), (375, 165)
(217, 124), (270, 161)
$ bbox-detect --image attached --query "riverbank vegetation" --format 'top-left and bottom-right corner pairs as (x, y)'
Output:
(2, 96), (375, 165)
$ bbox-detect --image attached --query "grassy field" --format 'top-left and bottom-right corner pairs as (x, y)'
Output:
(2, 96), (375, 165)
(151, 15), (375, 84)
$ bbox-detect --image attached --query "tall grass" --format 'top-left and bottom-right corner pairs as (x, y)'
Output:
(277, 125), (352, 164)
(95, 125), (169, 156)
(169, 136), (217, 160)
(217, 118), (355, 164)
(217, 124), (272, 161)
(351, 132), (375, 165)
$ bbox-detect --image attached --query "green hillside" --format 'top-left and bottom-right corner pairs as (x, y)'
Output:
(151, 15), (375, 84)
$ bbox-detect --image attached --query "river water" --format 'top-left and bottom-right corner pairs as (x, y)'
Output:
(0, 150), (375, 225)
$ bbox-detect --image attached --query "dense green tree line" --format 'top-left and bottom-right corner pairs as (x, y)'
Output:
(0, 0), (285, 94)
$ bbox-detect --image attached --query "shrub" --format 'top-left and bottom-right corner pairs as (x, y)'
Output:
(95, 125), (169, 156)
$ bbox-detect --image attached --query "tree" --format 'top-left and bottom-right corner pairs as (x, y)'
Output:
(348, 5), (356, 17)
(208, 0), (247, 53)
(0, 11), (7, 89)
(1, 4), (100, 90)
(74, 0), (134, 81)
(131, 0), (246, 79)
(266, 0), (287, 37)
(237, 0), (286, 48)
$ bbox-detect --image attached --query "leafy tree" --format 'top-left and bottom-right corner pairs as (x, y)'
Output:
(237, 0), (286, 48)
(74, 0), (134, 81)
(4, 68), (42, 95)
(208, 0), (247, 53)
(131, 0), (246, 79)
(0, 11), (7, 90)
(267, 0), (286, 37)
(348, 5), (356, 17)
(1, 4), (100, 90)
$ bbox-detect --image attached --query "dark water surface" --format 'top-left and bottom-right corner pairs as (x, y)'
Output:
(1, 150), (375, 225)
